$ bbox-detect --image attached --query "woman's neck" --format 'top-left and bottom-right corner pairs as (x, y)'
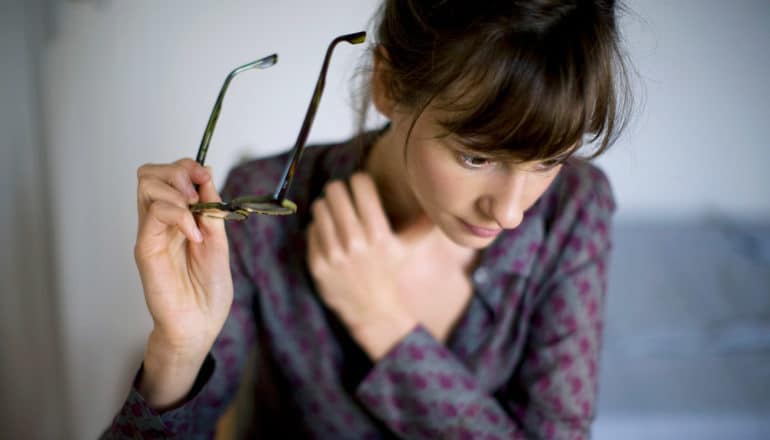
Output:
(362, 125), (481, 270)
(363, 125), (425, 231)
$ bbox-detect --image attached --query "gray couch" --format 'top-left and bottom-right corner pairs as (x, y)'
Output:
(594, 219), (770, 439)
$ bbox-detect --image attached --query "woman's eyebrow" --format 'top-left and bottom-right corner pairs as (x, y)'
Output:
(441, 131), (577, 163)
(441, 134), (492, 154)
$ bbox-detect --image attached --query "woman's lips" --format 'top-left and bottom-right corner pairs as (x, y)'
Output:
(460, 218), (502, 238)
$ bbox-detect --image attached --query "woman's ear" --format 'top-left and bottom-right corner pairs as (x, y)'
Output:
(371, 46), (395, 118)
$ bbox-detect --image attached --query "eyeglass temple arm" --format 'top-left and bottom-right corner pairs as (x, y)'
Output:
(273, 31), (366, 202)
(195, 54), (279, 166)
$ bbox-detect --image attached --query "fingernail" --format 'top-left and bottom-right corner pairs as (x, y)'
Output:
(192, 228), (203, 242)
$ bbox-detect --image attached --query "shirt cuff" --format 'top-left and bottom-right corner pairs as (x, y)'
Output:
(354, 325), (516, 439)
(103, 353), (216, 438)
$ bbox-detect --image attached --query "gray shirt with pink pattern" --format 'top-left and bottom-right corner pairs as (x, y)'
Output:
(103, 129), (616, 439)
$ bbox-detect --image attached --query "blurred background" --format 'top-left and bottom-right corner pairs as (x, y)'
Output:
(1, 0), (768, 438)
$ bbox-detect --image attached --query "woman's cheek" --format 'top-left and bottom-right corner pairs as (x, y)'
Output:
(523, 166), (563, 210)
(411, 144), (468, 211)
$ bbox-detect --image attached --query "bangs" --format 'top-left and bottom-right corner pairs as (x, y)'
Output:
(425, 21), (628, 164)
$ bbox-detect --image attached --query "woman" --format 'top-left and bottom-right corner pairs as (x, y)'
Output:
(105, 0), (631, 438)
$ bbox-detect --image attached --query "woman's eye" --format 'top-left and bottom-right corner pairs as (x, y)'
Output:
(458, 153), (490, 169)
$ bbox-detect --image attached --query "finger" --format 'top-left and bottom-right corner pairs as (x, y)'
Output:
(140, 200), (203, 244)
(173, 157), (212, 188)
(137, 177), (190, 217)
(323, 180), (366, 252)
(196, 166), (221, 204)
(137, 162), (198, 203)
(137, 159), (210, 204)
(195, 169), (226, 238)
(349, 172), (391, 241)
(186, 160), (213, 187)
(310, 197), (341, 259)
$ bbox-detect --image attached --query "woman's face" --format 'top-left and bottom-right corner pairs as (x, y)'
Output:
(389, 106), (563, 250)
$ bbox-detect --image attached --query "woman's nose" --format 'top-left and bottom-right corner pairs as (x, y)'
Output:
(481, 173), (526, 230)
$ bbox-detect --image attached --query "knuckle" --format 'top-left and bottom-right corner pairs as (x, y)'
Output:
(325, 180), (344, 195)
(348, 175), (361, 192)
(176, 157), (195, 167)
(350, 172), (367, 187)
(137, 183), (152, 205)
(346, 236), (366, 254)
(137, 163), (155, 179)
(134, 235), (155, 263)
(369, 228), (387, 244)
(133, 236), (149, 256)
(137, 177), (148, 193)
(308, 256), (326, 277)
(311, 198), (323, 211)
(171, 165), (188, 182)
(178, 158), (201, 175)
(327, 249), (345, 265)
(354, 172), (374, 188)
(133, 242), (144, 262)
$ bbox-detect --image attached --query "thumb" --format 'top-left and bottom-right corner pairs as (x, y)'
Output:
(195, 167), (227, 236)
(197, 166), (222, 204)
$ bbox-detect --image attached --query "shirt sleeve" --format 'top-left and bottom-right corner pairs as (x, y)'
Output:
(353, 247), (609, 440)
(355, 324), (524, 440)
(100, 172), (259, 439)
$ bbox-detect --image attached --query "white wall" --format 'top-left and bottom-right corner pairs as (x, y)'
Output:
(597, 0), (770, 221)
(39, 1), (770, 438)
(43, 1), (380, 438)
(1, 1), (71, 438)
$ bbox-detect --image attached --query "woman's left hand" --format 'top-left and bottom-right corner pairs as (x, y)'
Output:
(306, 172), (422, 360)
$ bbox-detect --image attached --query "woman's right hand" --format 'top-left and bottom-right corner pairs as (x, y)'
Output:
(134, 158), (233, 368)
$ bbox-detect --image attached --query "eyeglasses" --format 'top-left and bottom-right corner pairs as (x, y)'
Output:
(189, 31), (367, 221)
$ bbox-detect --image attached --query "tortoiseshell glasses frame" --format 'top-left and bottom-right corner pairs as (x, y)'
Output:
(189, 31), (367, 221)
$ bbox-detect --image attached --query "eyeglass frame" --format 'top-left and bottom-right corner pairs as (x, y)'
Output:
(189, 31), (367, 221)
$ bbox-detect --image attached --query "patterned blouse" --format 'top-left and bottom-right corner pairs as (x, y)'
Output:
(103, 128), (616, 439)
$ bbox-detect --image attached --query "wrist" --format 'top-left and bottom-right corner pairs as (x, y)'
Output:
(138, 331), (209, 411)
(145, 328), (210, 364)
(351, 306), (418, 361)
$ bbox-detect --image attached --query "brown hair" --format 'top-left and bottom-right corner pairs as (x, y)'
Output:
(355, 0), (634, 165)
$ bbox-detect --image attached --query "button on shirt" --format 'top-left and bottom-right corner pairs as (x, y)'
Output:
(103, 128), (616, 439)
(473, 267), (490, 286)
